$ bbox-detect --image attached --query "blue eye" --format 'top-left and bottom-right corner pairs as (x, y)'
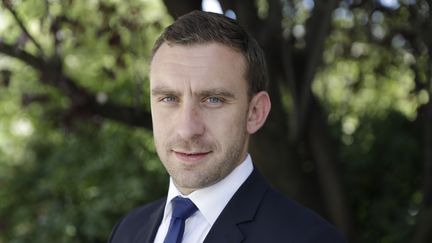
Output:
(161, 96), (177, 103)
(206, 97), (222, 104)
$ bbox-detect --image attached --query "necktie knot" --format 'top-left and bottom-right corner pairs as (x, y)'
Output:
(171, 196), (198, 219)
(163, 196), (198, 243)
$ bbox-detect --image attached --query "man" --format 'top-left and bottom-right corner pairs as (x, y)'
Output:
(109, 10), (346, 243)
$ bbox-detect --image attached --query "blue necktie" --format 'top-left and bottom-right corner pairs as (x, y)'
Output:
(163, 196), (198, 243)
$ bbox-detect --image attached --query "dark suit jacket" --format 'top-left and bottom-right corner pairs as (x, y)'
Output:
(108, 169), (347, 243)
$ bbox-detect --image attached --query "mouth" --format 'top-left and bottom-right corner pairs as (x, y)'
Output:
(172, 150), (212, 163)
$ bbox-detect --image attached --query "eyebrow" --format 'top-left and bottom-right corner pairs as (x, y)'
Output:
(198, 88), (236, 100)
(151, 86), (236, 99)
(151, 86), (181, 97)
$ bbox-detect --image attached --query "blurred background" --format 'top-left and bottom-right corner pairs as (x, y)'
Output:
(0, 0), (431, 242)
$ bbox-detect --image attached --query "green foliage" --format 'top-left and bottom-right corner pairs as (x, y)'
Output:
(0, 0), (171, 242)
(0, 63), (167, 242)
(342, 111), (421, 243)
(312, 2), (429, 242)
(0, 120), (167, 243)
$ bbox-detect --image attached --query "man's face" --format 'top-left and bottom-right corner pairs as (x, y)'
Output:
(150, 43), (251, 194)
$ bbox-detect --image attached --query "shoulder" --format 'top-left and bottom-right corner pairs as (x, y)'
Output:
(120, 197), (166, 223)
(260, 189), (327, 226)
(250, 188), (347, 242)
(108, 198), (166, 243)
(234, 169), (346, 242)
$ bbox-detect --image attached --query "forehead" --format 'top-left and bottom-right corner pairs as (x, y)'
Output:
(150, 43), (245, 74)
(150, 43), (247, 90)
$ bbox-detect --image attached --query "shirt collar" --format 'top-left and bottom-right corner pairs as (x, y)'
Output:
(163, 154), (253, 226)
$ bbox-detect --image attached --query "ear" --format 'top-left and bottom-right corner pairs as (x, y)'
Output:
(246, 91), (271, 134)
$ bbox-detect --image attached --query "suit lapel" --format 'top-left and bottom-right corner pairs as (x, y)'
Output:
(204, 220), (244, 243)
(133, 198), (166, 243)
(203, 169), (269, 243)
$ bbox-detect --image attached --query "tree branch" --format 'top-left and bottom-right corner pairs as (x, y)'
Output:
(0, 41), (44, 70)
(58, 76), (153, 129)
(0, 41), (152, 130)
(88, 98), (153, 129)
(1, 0), (44, 54)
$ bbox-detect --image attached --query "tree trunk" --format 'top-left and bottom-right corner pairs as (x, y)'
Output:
(308, 96), (352, 238)
(412, 91), (432, 243)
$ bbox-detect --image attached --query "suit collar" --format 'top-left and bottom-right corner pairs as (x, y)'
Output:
(133, 198), (166, 243)
(203, 168), (269, 243)
(127, 168), (269, 243)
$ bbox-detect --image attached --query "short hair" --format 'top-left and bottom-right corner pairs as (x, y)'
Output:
(151, 10), (269, 96)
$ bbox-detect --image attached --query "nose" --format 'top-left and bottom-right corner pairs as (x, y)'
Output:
(176, 102), (205, 140)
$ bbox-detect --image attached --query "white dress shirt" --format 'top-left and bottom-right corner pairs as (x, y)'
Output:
(153, 154), (253, 243)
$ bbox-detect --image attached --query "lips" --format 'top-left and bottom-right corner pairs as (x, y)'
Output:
(173, 150), (211, 163)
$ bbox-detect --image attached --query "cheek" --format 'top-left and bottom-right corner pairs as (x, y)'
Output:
(206, 111), (247, 138)
(152, 114), (170, 142)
